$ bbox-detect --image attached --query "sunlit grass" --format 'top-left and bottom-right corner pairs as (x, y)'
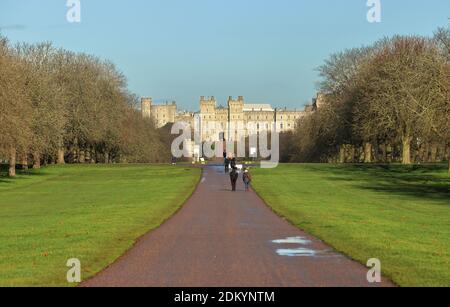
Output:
(252, 164), (450, 287)
(0, 164), (200, 286)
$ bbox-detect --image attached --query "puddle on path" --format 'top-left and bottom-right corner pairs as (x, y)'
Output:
(272, 236), (339, 258)
(272, 236), (311, 245)
(276, 248), (316, 257)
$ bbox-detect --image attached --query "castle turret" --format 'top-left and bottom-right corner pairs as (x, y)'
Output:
(315, 93), (326, 109)
(141, 97), (152, 118)
(200, 96), (217, 114)
(228, 96), (244, 115)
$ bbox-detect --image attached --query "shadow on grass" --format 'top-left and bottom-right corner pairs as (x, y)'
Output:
(308, 163), (450, 203)
(0, 164), (47, 185)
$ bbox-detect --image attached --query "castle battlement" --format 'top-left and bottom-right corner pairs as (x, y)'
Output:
(142, 95), (321, 138)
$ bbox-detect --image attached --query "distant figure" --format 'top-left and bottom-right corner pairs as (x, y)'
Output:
(224, 157), (230, 173)
(243, 168), (252, 191)
(230, 167), (239, 192)
(230, 156), (237, 170)
(171, 156), (177, 165)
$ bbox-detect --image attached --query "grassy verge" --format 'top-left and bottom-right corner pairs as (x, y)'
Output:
(252, 164), (450, 287)
(0, 164), (201, 286)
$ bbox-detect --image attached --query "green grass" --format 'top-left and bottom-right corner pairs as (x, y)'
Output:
(0, 164), (201, 286)
(252, 164), (450, 287)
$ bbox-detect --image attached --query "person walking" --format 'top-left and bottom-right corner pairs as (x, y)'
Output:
(230, 167), (239, 192)
(230, 156), (237, 170)
(243, 168), (252, 191)
(224, 157), (230, 173)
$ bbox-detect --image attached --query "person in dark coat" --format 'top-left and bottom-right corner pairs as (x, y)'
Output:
(230, 167), (239, 192)
(224, 157), (230, 173)
(230, 157), (237, 169)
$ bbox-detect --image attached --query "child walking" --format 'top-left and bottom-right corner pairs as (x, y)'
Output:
(243, 168), (252, 191)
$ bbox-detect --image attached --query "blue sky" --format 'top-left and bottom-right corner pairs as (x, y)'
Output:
(1, 0), (449, 110)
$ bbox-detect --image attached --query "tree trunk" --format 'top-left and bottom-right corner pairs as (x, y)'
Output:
(423, 143), (430, 162)
(57, 148), (65, 165)
(85, 149), (91, 163)
(386, 144), (393, 163)
(90, 147), (96, 164)
(21, 153), (28, 170)
(430, 143), (438, 163)
(402, 136), (412, 165)
(349, 145), (356, 163)
(418, 143), (425, 163)
(339, 145), (345, 164)
(8, 147), (16, 177)
(364, 143), (372, 163)
(33, 152), (41, 169)
(380, 143), (387, 163)
(79, 150), (85, 164)
(105, 152), (110, 164)
(72, 147), (78, 164)
(372, 143), (379, 163)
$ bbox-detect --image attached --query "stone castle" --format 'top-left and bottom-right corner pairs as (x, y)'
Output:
(141, 95), (324, 142)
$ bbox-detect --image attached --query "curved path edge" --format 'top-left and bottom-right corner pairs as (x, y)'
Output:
(82, 165), (395, 287)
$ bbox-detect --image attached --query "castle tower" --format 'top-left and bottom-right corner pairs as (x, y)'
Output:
(315, 93), (326, 109)
(228, 96), (244, 117)
(199, 96), (217, 142)
(141, 97), (152, 118)
(200, 96), (217, 114)
(227, 96), (245, 142)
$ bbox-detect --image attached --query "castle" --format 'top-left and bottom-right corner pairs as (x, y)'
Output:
(141, 95), (323, 142)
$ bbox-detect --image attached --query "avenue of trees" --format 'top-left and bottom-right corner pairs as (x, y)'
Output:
(0, 35), (169, 177)
(289, 28), (450, 171)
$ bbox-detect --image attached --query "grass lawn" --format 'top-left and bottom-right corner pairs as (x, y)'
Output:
(0, 164), (201, 286)
(252, 164), (450, 287)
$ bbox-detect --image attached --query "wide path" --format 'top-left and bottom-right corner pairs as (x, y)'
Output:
(83, 165), (393, 287)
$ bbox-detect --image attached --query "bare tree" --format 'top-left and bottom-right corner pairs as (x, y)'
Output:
(317, 47), (375, 163)
(1, 34), (171, 176)
(355, 36), (449, 164)
(15, 42), (68, 168)
(0, 37), (32, 177)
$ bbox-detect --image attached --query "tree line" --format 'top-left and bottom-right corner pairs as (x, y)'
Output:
(285, 27), (450, 171)
(0, 35), (170, 177)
